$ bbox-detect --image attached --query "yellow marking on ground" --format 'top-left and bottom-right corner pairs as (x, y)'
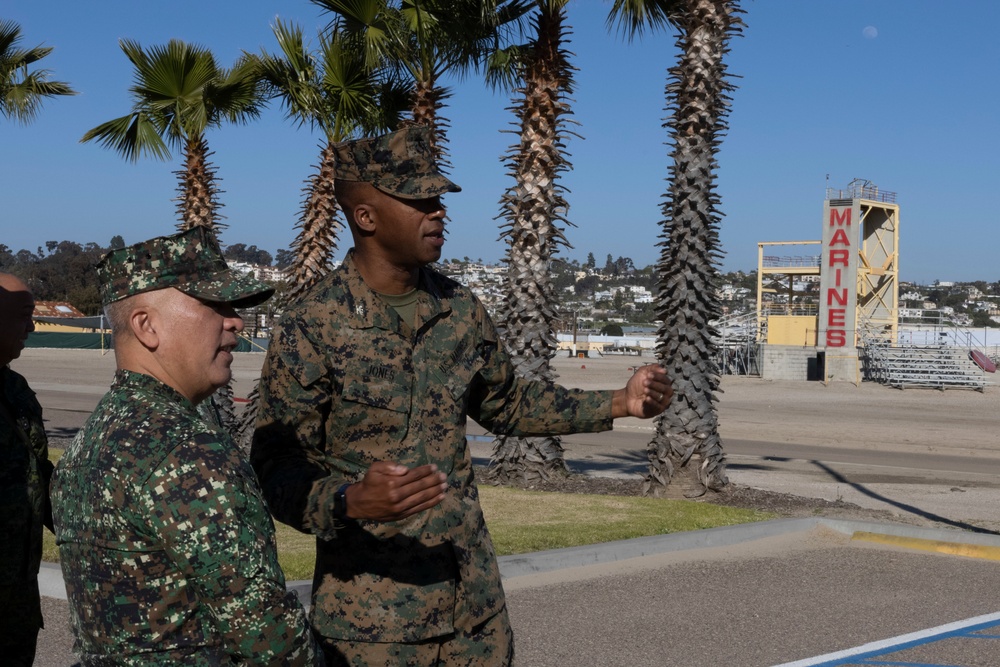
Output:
(852, 531), (1000, 561)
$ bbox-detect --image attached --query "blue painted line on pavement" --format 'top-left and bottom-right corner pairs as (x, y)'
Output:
(773, 611), (1000, 666)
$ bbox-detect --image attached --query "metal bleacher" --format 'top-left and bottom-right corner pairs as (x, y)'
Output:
(859, 319), (993, 391)
(713, 311), (760, 375)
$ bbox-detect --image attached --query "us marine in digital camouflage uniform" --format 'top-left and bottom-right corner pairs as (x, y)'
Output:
(51, 228), (322, 666)
(0, 272), (53, 667)
(252, 126), (673, 666)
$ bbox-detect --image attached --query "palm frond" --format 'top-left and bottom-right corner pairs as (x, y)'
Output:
(80, 112), (171, 162)
(0, 20), (76, 124)
(607, 0), (683, 40)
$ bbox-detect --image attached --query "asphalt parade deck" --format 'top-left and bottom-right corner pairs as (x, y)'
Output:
(34, 517), (1000, 667)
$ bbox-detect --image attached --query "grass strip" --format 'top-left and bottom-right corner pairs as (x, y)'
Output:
(478, 485), (773, 556)
(42, 446), (774, 582)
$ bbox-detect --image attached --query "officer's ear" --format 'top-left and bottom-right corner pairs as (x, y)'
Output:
(353, 203), (376, 234)
(129, 298), (161, 351)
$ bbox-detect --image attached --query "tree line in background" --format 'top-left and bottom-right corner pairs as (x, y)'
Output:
(0, 235), (661, 317)
(0, 237), (302, 315)
(3, 0), (742, 496)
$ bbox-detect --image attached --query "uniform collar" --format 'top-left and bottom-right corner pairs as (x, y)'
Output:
(113, 369), (198, 412)
(339, 250), (450, 332)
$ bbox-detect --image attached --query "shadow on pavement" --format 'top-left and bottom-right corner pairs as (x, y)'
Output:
(811, 459), (1000, 535)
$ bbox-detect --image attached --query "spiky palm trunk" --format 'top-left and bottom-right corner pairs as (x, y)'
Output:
(280, 142), (343, 304)
(487, 4), (575, 485)
(236, 142), (343, 451)
(174, 136), (226, 233)
(644, 0), (742, 498)
(408, 77), (452, 171)
(170, 134), (239, 432)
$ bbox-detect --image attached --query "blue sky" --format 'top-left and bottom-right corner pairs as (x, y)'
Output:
(3, 1), (998, 284)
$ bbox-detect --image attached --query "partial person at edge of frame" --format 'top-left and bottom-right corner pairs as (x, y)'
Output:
(0, 272), (52, 667)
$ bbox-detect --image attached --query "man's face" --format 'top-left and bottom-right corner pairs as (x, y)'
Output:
(150, 289), (244, 404)
(371, 192), (447, 269)
(0, 278), (35, 366)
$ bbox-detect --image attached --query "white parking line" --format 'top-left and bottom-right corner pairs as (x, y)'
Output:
(772, 611), (1000, 666)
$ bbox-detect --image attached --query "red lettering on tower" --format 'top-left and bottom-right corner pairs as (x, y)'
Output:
(830, 208), (851, 227)
(827, 289), (848, 306)
(830, 228), (851, 246)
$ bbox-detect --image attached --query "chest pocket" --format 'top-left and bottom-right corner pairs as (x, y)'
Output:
(337, 358), (413, 462)
(342, 359), (412, 412)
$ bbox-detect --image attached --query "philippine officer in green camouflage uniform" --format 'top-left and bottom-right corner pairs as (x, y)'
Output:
(252, 126), (673, 666)
(51, 228), (322, 666)
(0, 272), (53, 666)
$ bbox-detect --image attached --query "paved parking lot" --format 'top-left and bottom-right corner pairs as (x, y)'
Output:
(778, 612), (1000, 666)
(34, 518), (1000, 666)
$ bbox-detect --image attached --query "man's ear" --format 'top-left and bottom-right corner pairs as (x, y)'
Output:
(353, 203), (376, 233)
(130, 306), (160, 350)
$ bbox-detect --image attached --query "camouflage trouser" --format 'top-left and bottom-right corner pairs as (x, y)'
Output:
(321, 606), (514, 667)
(0, 579), (43, 667)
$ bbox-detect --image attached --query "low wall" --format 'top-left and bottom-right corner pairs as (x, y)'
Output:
(760, 344), (824, 381)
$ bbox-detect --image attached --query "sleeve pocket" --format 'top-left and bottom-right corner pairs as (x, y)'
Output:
(430, 350), (485, 403)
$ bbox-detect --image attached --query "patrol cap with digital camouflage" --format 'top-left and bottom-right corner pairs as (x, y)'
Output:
(96, 227), (275, 308)
(333, 125), (461, 199)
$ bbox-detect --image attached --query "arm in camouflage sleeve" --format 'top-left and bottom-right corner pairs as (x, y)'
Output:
(145, 435), (320, 665)
(251, 316), (447, 534)
(466, 302), (617, 435)
(250, 316), (346, 538)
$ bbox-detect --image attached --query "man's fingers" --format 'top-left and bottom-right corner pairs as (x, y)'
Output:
(384, 485), (447, 521)
(353, 462), (447, 522)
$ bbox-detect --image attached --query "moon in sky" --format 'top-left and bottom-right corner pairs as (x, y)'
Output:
(863, 25), (878, 39)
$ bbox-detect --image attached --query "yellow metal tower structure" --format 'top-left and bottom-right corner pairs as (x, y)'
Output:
(756, 179), (900, 381)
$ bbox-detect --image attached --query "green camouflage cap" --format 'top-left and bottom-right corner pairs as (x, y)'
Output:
(334, 126), (461, 199)
(96, 227), (275, 308)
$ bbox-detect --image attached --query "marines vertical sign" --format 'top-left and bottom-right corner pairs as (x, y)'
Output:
(819, 199), (859, 378)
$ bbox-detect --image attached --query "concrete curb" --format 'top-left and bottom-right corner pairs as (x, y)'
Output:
(41, 517), (1000, 602)
(39, 562), (67, 600)
(496, 517), (1000, 579)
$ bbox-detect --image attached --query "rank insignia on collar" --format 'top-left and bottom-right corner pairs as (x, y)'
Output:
(355, 302), (366, 318)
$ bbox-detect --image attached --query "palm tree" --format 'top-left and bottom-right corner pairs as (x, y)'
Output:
(609, 0), (744, 497)
(81, 39), (265, 234)
(254, 20), (408, 306)
(234, 21), (409, 451)
(82, 39), (265, 434)
(486, 0), (577, 484)
(0, 20), (76, 123)
(309, 0), (529, 167)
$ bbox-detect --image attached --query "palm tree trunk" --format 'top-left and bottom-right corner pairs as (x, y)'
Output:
(409, 77), (452, 171)
(175, 136), (225, 233)
(487, 3), (576, 485)
(644, 0), (742, 498)
(172, 135), (237, 432)
(236, 141), (343, 452)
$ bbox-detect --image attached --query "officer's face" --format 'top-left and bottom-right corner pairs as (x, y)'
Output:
(0, 276), (35, 367)
(370, 191), (447, 269)
(150, 289), (244, 404)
